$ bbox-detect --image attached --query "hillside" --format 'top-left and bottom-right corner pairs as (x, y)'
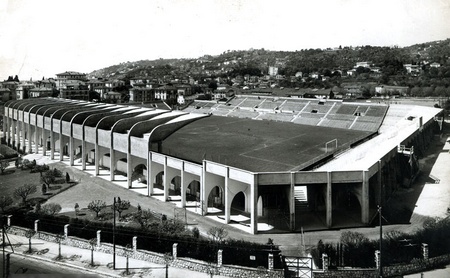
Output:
(88, 39), (450, 81)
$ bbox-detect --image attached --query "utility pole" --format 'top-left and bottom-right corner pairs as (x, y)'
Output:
(113, 197), (116, 270)
(378, 205), (383, 278)
(2, 217), (5, 278)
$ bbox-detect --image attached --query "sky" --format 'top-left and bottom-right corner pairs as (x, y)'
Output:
(1, 0), (449, 80)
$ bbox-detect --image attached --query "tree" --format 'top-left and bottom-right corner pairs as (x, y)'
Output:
(134, 209), (155, 229)
(25, 229), (36, 253)
(14, 184), (37, 204)
(112, 199), (131, 220)
(41, 183), (47, 195)
(65, 172), (70, 183)
(34, 164), (49, 176)
(41, 170), (55, 187)
(207, 226), (228, 243)
(74, 203), (80, 216)
(88, 200), (106, 218)
(0, 195), (14, 212)
(41, 203), (62, 215)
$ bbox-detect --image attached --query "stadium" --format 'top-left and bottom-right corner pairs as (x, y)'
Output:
(2, 95), (443, 234)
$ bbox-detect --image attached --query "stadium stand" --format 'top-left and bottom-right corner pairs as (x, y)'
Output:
(183, 95), (388, 133)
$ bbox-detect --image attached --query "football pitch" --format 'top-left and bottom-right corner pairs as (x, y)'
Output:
(161, 116), (373, 172)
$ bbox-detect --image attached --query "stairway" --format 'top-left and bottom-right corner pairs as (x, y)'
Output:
(294, 186), (309, 211)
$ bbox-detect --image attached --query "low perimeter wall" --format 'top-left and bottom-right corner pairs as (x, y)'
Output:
(8, 226), (284, 278)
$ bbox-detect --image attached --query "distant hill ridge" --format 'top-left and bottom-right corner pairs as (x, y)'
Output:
(89, 38), (450, 80)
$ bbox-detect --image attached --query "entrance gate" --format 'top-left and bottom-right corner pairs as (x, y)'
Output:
(283, 256), (313, 278)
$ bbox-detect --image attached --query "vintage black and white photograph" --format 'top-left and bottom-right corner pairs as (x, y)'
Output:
(1, 0), (450, 277)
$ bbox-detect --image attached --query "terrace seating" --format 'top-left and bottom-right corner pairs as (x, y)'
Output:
(258, 113), (294, 122)
(184, 96), (388, 132)
(279, 101), (307, 113)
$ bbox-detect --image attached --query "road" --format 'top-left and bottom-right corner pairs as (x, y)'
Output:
(0, 253), (100, 277)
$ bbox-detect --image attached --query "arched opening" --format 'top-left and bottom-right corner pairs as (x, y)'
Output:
(154, 171), (164, 191)
(186, 180), (200, 202)
(169, 176), (181, 197)
(231, 191), (246, 214)
(131, 164), (147, 184)
(207, 186), (224, 210)
(63, 142), (69, 156)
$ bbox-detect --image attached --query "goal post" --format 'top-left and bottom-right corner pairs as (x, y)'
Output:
(325, 139), (338, 153)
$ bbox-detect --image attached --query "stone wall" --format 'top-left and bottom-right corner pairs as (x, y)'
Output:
(8, 226), (283, 278)
(314, 269), (378, 278)
(314, 253), (450, 278)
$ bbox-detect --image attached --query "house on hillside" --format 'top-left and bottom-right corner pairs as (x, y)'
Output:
(430, 62), (441, 68)
(404, 64), (421, 75)
(129, 87), (154, 102)
(154, 84), (177, 101)
(375, 85), (409, 96)
(29, 87), (53, 98)
(355, 61), (372, 68)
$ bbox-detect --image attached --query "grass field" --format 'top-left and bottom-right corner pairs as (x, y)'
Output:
(161, 116), (372, 172)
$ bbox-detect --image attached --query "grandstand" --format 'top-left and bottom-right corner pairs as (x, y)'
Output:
(186, 95), (388, 133)
(3, 97), (443, 234)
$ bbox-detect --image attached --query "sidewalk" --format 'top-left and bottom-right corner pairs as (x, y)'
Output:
(3, 233), (227, 277)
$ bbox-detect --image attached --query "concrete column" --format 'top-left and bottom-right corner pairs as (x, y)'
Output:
(50, 130), (55, 159)
(132, 236), (137, 252)
(172, 243), (178, 259)
(34, 126), (39, 154)
(16, 119), (21, 150)
(64, 224), (69, 239)
(4, 114), (10, 145)
(250, 174), (258, 235)
(21, 122), (26, 153)
(110, 150), (115, 181)
(127, 152), (132, 189)
(96, 230), (101, 247)
(200, 161), (206, 216)
(94, 142), (100, 176)
(422, 243), (429, 260)
(81, 138), (86, 170)
(42, 129), (48, 156)
(27, 124), (32, 153)
(2, 115), (6, 143)
(69, 136), (74, 166)
(217, 249), (223, 267)
(147, 152), (153, 196)
(268, 253), (274, 270)
(11, 120), (16, 148)
(180, 164), (186, 208)
(375, 250), (380, 270)
(361, 170), (370, 224)
(34, 220), (39, 233)
(322, 253), (328, 271)
(163, 156), (169, 201)
(224, 169), (230, 224)
(59, 130), (64, 161)
(290, 172), (296, 231)
(326, 171), (332, 228)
